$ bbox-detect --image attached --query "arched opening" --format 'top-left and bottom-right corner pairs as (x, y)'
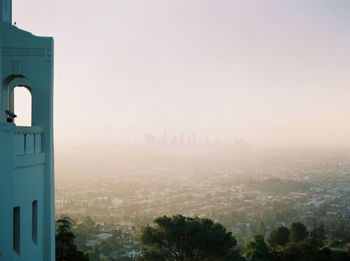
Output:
(13, 86), (32, 126)
(2, 75), (32, 124)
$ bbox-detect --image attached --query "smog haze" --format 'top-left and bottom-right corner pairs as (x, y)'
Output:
(12, 0), (350, 148)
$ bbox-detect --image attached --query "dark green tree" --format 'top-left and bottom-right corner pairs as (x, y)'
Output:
(330, 221), (346, 240)
(310, 222), (326, 247)
(56, 216), (89, 261)
(100, 230), (125, 257)
(267, 226), (289, 248)
(270, 239), (350, 261)
(139, 215), (241, 261)
(137, 247), (168, 261)
(85, 249), (100, 261)
(74, 216), (99, 251)
(290, 222), (308, 243)
(246, 234), (270, 261)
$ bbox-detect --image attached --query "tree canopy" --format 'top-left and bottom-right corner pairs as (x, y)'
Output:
(56, 216), (89, 261)
(290, 222), (308, 243)
(267, 226), (290, 248)
(139, 215), (241, 261)
(310, 223), (326, 247)
(246, 234), (270, 261)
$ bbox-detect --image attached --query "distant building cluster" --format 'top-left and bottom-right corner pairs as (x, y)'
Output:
(144, 132), (250, 147)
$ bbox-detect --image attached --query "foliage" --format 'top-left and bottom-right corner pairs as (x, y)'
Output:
(139, 214), (241, 261)
(136, 247), (169, 261)
(100, 230), (125, 257)
(290, 222), (308, 243)
(85, 249), (100, 261)
(310, 223), (326, 247)
(59, 214), (350, 261)
(74, 216), (100, 251)
(267, 226), (290, 248)
(270, 239), (350, 261)
(245, 234), (270, 261)
(56, 216), (89, 261)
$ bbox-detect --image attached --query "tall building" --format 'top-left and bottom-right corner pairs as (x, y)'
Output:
(0, 0), (55, 260)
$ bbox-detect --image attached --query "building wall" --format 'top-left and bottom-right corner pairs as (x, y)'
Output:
(0, 1), (55, 260)
(13, 165), (45, 261)
(0, 129), (15, 259)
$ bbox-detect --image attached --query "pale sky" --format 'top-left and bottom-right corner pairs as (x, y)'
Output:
(13, 0), (350, 147)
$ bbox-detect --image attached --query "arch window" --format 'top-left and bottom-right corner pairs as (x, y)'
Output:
(12, 86), (32, 126)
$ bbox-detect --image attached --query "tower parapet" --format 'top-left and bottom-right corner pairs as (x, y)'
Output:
(1, 0), (12, 24)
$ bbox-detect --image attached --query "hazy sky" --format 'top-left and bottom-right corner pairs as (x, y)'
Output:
(13, 0), (350, 147)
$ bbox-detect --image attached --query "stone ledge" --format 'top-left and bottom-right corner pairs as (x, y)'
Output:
(14, 153), (45, 168)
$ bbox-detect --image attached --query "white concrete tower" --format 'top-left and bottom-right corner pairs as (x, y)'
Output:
(0, 0), (55, 260)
